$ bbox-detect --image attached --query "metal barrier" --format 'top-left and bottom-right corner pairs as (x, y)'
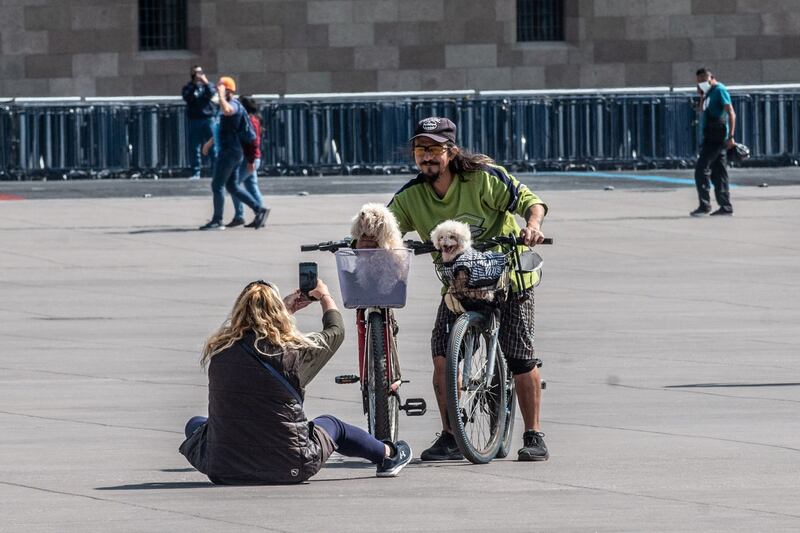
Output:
(1, 87), (799, 180)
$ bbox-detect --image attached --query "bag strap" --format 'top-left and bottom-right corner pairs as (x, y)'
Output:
(238, 340), (303, 405)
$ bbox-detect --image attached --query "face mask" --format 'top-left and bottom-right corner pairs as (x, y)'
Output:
(698, 81), (711, 94)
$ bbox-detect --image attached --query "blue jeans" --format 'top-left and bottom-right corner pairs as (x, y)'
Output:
(183, 414), (385, 464)
(188, 118), (215, 176)
(233, 158), (264, 220)
(211, 151), (262, 223)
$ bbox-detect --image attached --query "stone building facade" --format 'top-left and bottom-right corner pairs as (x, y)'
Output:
(1, 0), (799, 97)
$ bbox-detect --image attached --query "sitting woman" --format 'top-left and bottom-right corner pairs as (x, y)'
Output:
(179, 279), (412, 484)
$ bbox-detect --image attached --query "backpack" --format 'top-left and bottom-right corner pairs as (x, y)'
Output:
(237, 106), (256, 148)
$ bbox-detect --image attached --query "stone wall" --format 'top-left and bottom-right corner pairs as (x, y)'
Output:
(1, 0), (799, 97)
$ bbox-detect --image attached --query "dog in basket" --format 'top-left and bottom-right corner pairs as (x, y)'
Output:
(348, 203), (407, 294)
(430, 219), (506, 304)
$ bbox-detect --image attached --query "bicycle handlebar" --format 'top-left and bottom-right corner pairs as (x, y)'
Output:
(303, 236), (553, 255)
(406, 235), (553, 255)
(300, 239), (353, 253)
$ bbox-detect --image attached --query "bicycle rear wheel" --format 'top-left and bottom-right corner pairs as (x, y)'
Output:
(445, 312), (506, 464)
(365, 311), (399, 442)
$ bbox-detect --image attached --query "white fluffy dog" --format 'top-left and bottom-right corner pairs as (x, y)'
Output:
(431, 220), (505, 305)
(347, 203), (407, 295)
(350, 203), (404, 250)
(431, 219), (472, 262)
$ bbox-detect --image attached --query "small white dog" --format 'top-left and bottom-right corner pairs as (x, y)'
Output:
(350, 203), (404, 250)
(348, 203), (407, 295)
(430, 220), (505, 304)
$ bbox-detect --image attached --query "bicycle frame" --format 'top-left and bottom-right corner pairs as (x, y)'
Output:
(356, 307), (399, 396)
(482, 312), (501, 389)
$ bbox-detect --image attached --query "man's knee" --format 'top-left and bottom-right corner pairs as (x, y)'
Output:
(507, 357), (542, 376)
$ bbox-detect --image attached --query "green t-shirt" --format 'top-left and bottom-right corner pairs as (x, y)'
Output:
(388, 165), (547, 291)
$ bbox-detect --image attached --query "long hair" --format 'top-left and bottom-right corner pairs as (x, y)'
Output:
(200, 282), (321, 368)
(239, 95), (259, 116)
(446, 142), (495, 177)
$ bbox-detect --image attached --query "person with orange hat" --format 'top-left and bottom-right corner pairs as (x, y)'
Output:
(199, 77), (268, 231)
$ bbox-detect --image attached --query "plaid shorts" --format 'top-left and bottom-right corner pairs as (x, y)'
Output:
(430, 288), (537, 361)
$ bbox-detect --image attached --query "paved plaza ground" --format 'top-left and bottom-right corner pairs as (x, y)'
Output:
(2, 173), (800, 531)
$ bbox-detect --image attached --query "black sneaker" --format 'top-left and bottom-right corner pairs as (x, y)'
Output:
(226, 217), (245, 228)
(376, 440), (412, 477)
(199, 220), (225, 231)
(250, 207), (270, 229)
(689, 207), (711, 217)
(420, 432), (463, 461)
(710, 208), (733, 216)
(518, 430), (549, 462)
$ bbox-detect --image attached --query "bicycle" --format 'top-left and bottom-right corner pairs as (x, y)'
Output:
(409, 235), (552, 464)
(300, 239), (426, 442)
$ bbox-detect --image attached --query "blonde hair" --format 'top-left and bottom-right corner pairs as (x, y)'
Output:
(200, 281), (321, 368)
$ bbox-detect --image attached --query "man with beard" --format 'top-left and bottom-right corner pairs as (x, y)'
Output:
(387, 117), (550, 462)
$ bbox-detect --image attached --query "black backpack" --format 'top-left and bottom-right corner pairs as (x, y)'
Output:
(238, 110), (256, 148)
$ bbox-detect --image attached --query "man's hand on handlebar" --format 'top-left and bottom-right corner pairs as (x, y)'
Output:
(519, 226), (546, 246)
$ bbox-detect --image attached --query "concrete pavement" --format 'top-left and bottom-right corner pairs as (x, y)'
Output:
(2, 181), (800, 532)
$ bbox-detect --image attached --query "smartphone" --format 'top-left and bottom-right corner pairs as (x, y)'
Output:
(299, 262), (318, 297)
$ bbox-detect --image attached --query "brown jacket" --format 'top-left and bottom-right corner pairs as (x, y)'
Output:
(180, 310), (345, 484)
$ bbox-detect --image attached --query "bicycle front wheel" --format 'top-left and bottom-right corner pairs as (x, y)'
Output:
(495, 359), (516, 459)
(445, 312), (506, 464)
(365, 311), (399, 442)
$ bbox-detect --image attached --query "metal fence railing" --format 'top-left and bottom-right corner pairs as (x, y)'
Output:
(1, 86), (799, 180)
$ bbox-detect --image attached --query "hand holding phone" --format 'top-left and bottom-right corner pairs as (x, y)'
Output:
(299, 262), (318, 300)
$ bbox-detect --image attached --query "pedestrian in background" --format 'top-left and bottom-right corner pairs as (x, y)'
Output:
(229, 96), (268, 228)
(198, 77), (268, 231)
(691, 67), (736, 217)
(182, 65), (217, 180)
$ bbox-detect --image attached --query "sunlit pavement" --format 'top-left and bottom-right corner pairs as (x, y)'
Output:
(2, 181), (799, 532)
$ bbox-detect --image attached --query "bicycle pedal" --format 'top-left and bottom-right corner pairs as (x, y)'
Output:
(400, 397), (427, 416)
(334, 374), (360, 384)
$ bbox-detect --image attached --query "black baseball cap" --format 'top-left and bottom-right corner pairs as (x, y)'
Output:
(410, 117), (457, 144)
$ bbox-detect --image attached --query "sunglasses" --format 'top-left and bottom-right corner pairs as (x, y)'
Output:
(413, 145), (448, 156)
